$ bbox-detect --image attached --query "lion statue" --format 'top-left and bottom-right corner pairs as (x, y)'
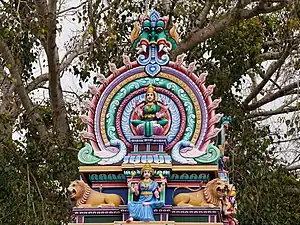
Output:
(68, 180), (124, 207)
(173, 178), (229, 207)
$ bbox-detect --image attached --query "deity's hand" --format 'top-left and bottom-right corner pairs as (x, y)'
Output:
(135, 108), (143, 118)
(160, 177), (167, 186)
(127, 181), (132, 187)
(155, 112), (165, 119)
(154, 190), (160, 199)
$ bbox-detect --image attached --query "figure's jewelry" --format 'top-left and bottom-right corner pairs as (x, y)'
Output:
(146, 103), (154, 112)
(141, 191), (153, 197)
(142, 179), (153, 190)
(144, 114), (155, 119)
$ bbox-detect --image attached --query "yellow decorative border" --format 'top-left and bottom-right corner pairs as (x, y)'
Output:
(172, 165), (218, 171)
(79, 166), (122, 172)
(79, 165), (218, 173)
(121, 163), (173, 170)
(158, 72), (202, 144)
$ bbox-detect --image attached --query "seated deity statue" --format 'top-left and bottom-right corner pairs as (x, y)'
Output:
(126, 163), (166, 222)
(131, 84), (168, 137)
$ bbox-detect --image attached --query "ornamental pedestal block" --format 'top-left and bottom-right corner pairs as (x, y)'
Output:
(71, 206), (222, 224)
(130, 136), (168, 153)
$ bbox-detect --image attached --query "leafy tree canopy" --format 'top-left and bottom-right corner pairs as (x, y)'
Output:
(0, 0), (299, 224)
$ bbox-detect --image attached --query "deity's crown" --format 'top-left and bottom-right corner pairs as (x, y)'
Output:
(141, 163), (154, 175)
(146, 84), (155, 93)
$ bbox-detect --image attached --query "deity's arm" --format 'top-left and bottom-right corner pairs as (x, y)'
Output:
(135, 106), (144, 119)
(156, 186), (161, 192)
(128, 186), (135, 193)
(155, 104), (168, 120)
(157, 182), (165, 192)
(223, 201), (235, 215)
(158, 175), (166, 192)
(134, 183), (140, 196)
(128, 181), (139, 195)
(154, 189), (160, 198)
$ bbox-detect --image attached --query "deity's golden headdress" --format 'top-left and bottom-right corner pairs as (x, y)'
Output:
(146, 83), (155, 93)
(145, 84), (158, 102)
(141, 163), (154, 175)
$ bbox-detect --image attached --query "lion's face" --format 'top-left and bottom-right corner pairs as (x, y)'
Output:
(207, 178), (229, 198)
(67, 180), (86, 200)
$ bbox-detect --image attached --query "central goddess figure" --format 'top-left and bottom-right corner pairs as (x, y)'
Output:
(131, 84), (168, 137)
(127, 163), (166, 222)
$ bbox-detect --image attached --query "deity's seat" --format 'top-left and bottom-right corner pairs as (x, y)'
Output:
(129, 136), (168, 153)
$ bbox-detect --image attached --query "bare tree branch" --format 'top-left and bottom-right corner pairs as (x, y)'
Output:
(195, 0), (215, 28)
(243, 44), (292, 108)
(34, 0), (48, 17)
(246, 105), (300, 118)
(260, 52), (282, 60)
(247, 81), (299, 110)
(35, 0), (70, 148)
(171, 1), (290, 58)
(160, 0), (171, 12)
(57, 0), (87, 15)
(60, 0), (111, 72)
(59, 45), (89, 72)
(273, 137), (300, 144)
(285, 187), (300, 195)
(0, 40), (49, 142)
(287, 164), (300, 170)
(262, 40), (281, 48)
(166, 0), (178, 28)
(26, 73), (48, 92)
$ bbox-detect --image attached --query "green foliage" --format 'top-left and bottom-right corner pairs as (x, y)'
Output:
(183, 7), (300, 225)
(0, 0), (299, 224)
(225, 117), (300, 224)
(0, 1), (40, 80)
(0, 104), (79, 225)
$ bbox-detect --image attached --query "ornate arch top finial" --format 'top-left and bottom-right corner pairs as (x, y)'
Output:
(130, 10), (179, 76)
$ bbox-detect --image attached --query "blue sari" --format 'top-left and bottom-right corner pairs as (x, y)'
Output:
(128, 180), (164, 221)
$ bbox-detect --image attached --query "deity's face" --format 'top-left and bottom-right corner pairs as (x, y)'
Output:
(143, 170), (152, 179)
(146, 92), (155, 103)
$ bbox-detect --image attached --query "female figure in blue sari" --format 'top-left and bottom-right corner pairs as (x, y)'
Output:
(127, 163), (166, 222)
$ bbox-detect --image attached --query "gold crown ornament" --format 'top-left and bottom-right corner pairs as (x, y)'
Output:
(146, 83), (155, 93)
(141, 163), (154, 175)
(145, 84), (158, 102)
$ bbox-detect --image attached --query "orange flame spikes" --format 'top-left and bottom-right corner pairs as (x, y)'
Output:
(130, 22), (140, 44)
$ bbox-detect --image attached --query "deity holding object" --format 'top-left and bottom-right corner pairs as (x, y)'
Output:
(131, 84), (168, 137)
(127, 163), (166, 222)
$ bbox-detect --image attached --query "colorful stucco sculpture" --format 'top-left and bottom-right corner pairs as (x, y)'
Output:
(70, 9), (238, 225)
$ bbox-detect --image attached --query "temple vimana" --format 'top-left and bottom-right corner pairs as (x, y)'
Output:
(68, 10), (238, 225)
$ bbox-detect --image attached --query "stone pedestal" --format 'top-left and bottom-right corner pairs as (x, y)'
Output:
(130, 136), (168, 153)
